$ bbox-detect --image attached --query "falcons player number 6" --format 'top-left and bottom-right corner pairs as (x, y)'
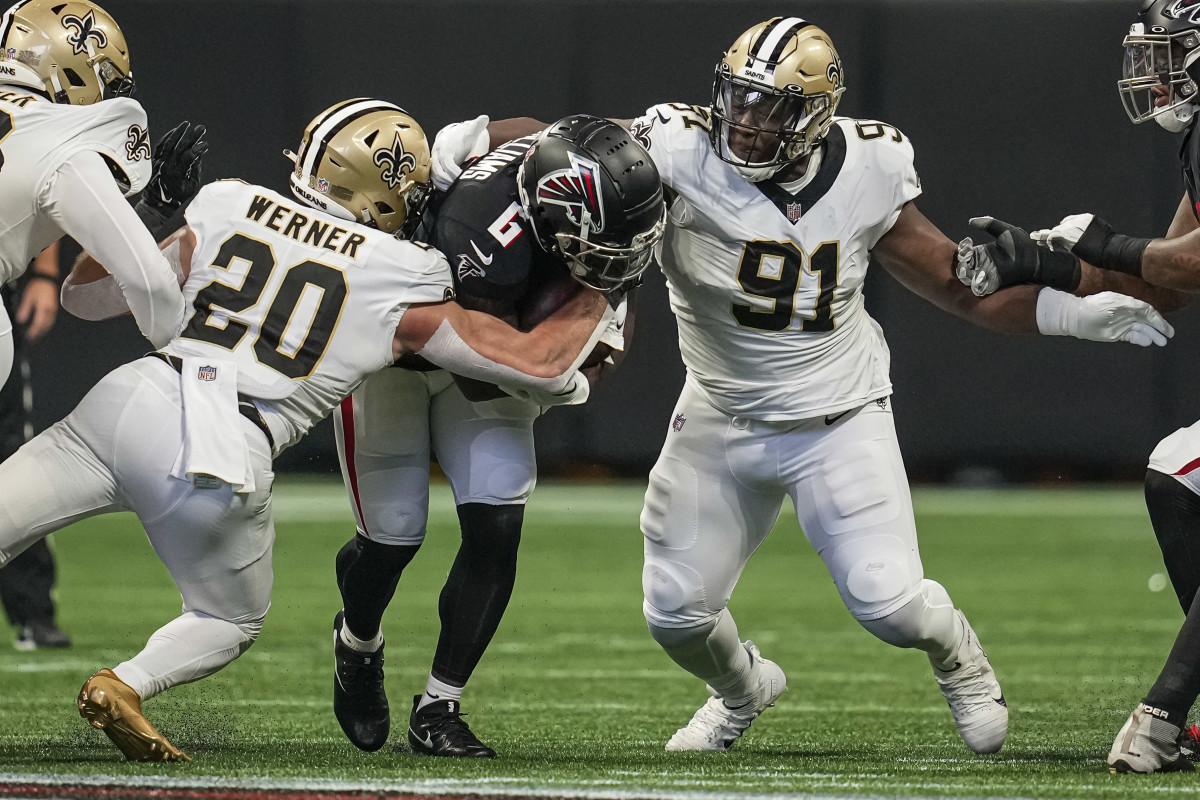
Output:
(181, 233), (348, 379)
(733, 240), (838, 332)
(0, 110), (12, 173)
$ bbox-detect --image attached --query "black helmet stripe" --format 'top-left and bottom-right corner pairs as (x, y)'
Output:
(0, 0), (35, 48)
(300, 98), (402, 180)
(751, 16), (811, 66)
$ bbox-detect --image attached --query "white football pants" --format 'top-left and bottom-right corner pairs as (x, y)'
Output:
(642, 377), (944, 629)
(1149, 417), (1200, 495)
(0, 302), (12, 390)
(334, 367), (540, 545)
(0, 356), (275, 699)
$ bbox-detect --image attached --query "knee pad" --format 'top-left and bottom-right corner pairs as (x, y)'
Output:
(642, 556), (706, 626)
(859, 579), (956, 652)
(843, 554), (913, 617)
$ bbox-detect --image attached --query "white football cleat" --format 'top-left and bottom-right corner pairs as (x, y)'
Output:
(931, 610), (1008, 754)
(665, 640), (786, 752)
(1108, 704), (1195, 774)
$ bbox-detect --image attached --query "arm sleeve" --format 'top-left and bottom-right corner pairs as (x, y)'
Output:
(61, 236), (185, 321)
(40, 150), (185, 347)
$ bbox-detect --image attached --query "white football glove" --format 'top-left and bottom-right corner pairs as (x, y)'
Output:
(1030, 213), (1094, 253)
(429, 114), (491, 191)
(1035, 287), (1174, 347)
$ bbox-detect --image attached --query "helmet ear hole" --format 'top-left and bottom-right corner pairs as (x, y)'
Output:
(374, 201), (394, 215)
(62, 68), (87, 87)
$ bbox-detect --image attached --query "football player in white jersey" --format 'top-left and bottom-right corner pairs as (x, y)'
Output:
(0, 0), (188, 386)
(0, 98), (610, 763)
(432, 16), (1176, 756)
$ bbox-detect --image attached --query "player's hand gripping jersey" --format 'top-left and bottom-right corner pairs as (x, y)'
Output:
(629, 103), (921, 421)
(0, 89), (183, 345)
(164, 180), (453, 452)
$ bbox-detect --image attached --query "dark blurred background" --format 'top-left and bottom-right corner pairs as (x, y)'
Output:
(24, 0), (1200, 483)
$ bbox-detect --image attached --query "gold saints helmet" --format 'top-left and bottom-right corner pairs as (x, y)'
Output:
(286, 98), (432, 237)
(0, 0), (133, 105)
(710, 16), (845, 182)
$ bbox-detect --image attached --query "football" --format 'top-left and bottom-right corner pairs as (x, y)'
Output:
(517, 270), (612, 369)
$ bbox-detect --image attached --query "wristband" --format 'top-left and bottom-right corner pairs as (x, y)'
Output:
(25, 273), (61, 288)
(1099, 234), (1151, 277)
(1032, 250), (1082, 292)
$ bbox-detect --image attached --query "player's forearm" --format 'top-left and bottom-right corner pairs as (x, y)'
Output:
(1075, 262), (1194, 312)
(45, 153), (185, 345)
(487, 117), (545, 149)
(1140, 233), (1200, 292)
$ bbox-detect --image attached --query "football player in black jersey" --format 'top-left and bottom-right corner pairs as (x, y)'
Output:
(330, 115), (664, 758)
(956, 0), (1200, 775)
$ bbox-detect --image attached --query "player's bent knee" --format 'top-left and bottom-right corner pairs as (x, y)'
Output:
(644, 611), (719, 648)
(643, 561), (705, 623)
(844, 556), (912, 611)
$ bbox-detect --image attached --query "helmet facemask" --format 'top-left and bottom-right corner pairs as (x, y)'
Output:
(709, 18), (845, 182)
(710, 72), (833, 181)
(1119, 23), (1200, 125)
(550, 205), (667, 292)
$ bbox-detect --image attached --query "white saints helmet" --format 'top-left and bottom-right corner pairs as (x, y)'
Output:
(286, 98), (432, 237)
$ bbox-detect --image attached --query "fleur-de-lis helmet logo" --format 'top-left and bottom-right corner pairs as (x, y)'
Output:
(373, 132), (418, 190)
(60, 10), (108, 56)
(125, 124), (150, 161)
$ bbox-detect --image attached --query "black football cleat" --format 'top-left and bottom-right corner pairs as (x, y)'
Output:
(406, 695), (496, 758)
(332, 611), (389, 751)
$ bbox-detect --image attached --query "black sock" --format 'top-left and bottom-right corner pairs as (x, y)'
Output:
(431, 503), (523, 685)
(336, 533), (420, 642)
(1146, 469), (1200, 613)
(1143, 470), (1200, 721)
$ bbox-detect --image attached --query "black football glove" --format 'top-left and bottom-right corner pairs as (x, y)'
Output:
(143, 121), (209, 214)
(955, 216), (1081, 297)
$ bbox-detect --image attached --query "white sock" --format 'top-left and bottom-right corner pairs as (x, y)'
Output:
(417, 673), (464, 710)
(113, 610), (257, 701)
(339, 619), (383, 653)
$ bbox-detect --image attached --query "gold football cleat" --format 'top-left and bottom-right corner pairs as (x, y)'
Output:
(77, 669), (191, 762)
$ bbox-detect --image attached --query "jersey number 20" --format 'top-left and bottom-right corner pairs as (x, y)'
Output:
(182, 233), (348, 379)
(733, 240), (838, 332)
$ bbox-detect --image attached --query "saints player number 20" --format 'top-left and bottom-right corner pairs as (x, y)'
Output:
(732, 240), (838, 332)
(0, 110), (12, 173)
(183, 233), (348, 379)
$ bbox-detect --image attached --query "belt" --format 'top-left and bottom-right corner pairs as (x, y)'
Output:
(149, 352), (276, 451)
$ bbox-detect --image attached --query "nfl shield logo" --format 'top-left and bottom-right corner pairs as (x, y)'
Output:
(197, 365), (218, 382)
(317, 177), (330, 193)
(786, 202), (802, 224)
(4, 48), (14, 61)
(672, 413), (686, 432)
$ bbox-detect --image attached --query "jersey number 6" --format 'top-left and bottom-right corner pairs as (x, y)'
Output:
(182, 232), (348, 379)
(732, 240), (838, 332)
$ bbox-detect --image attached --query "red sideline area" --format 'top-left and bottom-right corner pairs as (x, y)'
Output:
(0, 786), (535, 800)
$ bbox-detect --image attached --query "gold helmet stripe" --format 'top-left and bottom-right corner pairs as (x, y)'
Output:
(300, 98), (403, 181)
(750, 16), (812, 68)
(0, 0), (35, 51)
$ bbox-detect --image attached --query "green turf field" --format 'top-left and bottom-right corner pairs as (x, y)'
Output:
(0, 479), (1195, 799)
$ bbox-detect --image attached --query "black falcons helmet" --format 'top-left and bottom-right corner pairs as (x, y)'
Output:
(516, 114), (666, 292)
(1119, 0), (1200, 124)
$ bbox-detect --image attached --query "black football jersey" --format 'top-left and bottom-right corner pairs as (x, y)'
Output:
(1181, 123), (1200, 220)
(424, 135), (568, 312)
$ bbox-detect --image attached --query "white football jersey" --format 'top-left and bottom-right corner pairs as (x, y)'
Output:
(0, 90), (151, 283)
(163, 180), (454, 451)
(630, 103), (922, 421)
